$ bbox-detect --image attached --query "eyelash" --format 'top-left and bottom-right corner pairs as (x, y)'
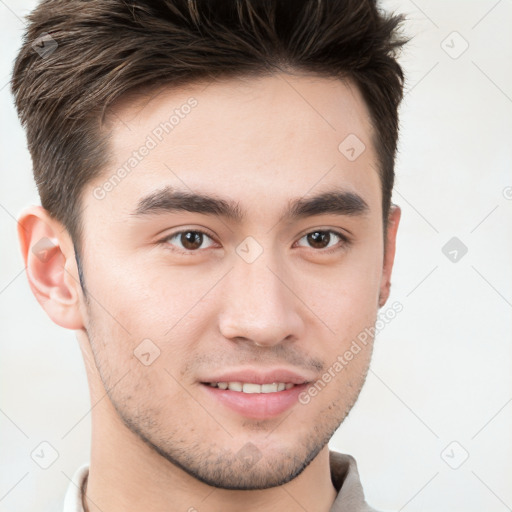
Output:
(159, 228), (351, 255)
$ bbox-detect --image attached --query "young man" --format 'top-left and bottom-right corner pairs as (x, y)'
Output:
(12, 0), (406, 510)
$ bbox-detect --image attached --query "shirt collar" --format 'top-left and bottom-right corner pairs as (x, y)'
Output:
(63, 463), (88, 512)
(329, 451), (378, 511)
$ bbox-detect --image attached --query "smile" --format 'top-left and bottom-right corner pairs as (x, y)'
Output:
(204, 382), (296, 393)
(200, 381), (310, 419)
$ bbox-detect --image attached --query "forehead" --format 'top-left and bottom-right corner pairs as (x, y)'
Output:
(89, 72), (381, 224)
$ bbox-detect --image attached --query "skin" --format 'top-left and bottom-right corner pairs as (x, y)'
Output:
(18, 72), (400, 512)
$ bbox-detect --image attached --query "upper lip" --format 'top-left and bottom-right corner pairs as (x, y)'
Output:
(200, 368), (314, 385)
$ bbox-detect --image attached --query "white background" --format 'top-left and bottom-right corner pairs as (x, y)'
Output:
(1, 1), (511, 511)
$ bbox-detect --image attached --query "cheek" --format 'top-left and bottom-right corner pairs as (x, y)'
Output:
(86, 294), (195, 411)
(304, 249), (382, 332)
(84, 263), (203, 382)
(84, 254), (192, 335)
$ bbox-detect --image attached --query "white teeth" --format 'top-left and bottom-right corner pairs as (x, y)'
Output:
(242, 383), (261, 393)
(261, 383), (278, 393)
(209, 382), (295, 393)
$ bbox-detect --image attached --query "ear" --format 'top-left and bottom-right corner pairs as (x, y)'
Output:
(17, 205), (85, 330)
(378, 204), (401, 308)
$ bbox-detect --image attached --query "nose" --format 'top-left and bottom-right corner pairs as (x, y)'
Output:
(218, 253), (305, 348)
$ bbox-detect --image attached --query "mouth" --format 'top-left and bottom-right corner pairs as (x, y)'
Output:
(201, 381), (299, 393)
(199, 373), (312, 420)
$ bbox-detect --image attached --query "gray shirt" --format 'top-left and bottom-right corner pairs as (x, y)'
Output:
(63, 451), (380, 511)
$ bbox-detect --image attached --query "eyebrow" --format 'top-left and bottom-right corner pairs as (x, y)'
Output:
(131, 185), (369, 224)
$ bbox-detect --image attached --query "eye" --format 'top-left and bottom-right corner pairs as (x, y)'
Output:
(161, 229), (217, 254)
(295, 229), (350, 254)
(159, 228), (350, 255)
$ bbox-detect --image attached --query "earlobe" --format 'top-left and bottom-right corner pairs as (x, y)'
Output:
(17, 205), (85, 330)
(378, 204), (401, 308)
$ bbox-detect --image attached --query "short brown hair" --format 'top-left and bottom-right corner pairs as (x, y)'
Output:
(12, 0), (407, 259)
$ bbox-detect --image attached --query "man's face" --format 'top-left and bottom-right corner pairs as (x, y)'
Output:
(78, 73), (391, 489)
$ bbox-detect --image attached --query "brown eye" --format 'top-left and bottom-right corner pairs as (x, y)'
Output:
(296, 230), (349, 253)
(307, 231), (332, 249)
(163, 229), (216, 253)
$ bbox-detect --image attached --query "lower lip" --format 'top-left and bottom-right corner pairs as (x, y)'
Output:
(201, 383), (309, 420)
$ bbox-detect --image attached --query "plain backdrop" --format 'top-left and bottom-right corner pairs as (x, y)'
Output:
(1, 1), (511, 511)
